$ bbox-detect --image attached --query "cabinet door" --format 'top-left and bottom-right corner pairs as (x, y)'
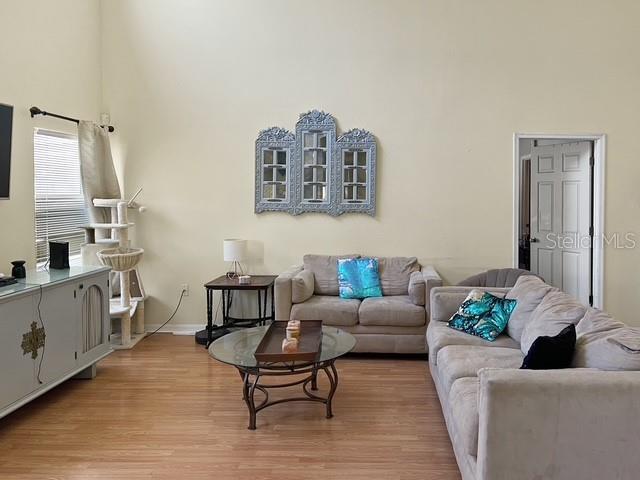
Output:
(37, 282), (79, 384)
(77, 272), (110, 365)
(0, 295), (38, 410)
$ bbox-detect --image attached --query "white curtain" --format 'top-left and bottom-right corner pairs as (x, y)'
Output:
(78, 121), (121, 233)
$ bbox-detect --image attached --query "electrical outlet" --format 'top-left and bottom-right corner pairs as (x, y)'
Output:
(181, 283), (189, 296)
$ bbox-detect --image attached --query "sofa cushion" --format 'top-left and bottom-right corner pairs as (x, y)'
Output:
(378, 256), (420, 296)
(458, 268), (534, 288)
(408, 271), (426, 306)
(426, 321), (520, 366)
(437, 345), (524, 393)
(303, 254), (359, 296)
(505, 275), (556, 342)
(359, 295), (426, 327)
(291, 270), (314, 304)
(520, 290), (587, 354)
(290, 295), (360, 326)
(449, 377), (480, 456)
(573, 308), (640, 371)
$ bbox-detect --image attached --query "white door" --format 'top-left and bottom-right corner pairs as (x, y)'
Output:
(530, 141), (592, 304)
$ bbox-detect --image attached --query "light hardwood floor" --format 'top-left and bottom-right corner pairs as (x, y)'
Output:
(0, 334), (460, 480)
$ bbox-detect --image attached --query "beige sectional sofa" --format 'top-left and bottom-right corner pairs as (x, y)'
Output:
(275, 254), (442, 353)
(428, 276), (640, 480)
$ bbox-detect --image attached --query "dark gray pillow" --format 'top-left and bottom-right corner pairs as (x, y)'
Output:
(521, 324), (576, 370)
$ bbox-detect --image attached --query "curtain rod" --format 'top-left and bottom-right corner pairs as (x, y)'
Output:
(29, 106), (115, 133)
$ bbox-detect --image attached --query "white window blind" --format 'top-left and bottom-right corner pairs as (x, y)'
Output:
(34, 129), (88, 263)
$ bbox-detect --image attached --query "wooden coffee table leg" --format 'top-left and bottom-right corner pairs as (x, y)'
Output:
(238, 368), (247, 400)
(311, 365), (318, 391)
(239, 369), (257, 429)
(246, 373), (259, 430)
(324, 361), (339, 419)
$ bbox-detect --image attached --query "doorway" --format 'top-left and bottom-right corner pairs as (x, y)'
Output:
(513, 134), (605, 308)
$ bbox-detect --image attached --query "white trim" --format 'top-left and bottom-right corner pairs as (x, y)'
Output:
(513, 133), (606, 309)
(145, 323), (201, 336)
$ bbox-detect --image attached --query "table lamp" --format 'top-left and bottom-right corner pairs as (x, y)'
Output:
(223, 239), (246, 278)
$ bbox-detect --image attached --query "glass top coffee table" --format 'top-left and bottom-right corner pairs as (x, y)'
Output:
(209, 325), (356, 430)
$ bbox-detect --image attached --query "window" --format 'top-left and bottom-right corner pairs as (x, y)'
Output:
(34, 129), (87, 263)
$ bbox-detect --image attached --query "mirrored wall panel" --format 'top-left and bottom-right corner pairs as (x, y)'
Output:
(335, 129), (376, 215)
(255, 110), (376, 216)
(255, 127), (295, 213)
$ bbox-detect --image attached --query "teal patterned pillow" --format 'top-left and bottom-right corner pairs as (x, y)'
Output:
(448, 290), (517, 341)
(338, 257), (382, 299)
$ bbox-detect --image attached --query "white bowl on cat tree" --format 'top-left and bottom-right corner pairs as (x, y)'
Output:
(97, 246), (144, 308)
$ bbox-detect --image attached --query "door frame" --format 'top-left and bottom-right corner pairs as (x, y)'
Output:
(513, 133), (606, 308)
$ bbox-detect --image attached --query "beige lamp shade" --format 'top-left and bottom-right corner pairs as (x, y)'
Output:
(223, 239), (247, 262)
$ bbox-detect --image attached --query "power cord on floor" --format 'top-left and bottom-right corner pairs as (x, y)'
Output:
(143, 288), (187, 340)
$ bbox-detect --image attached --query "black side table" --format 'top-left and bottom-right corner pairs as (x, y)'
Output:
(196, 275), (277, 347)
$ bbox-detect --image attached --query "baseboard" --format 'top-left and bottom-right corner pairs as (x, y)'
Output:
(145, 323), (202, 336)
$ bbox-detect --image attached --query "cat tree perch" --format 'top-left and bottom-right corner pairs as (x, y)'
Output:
(82, 191), (147, 349)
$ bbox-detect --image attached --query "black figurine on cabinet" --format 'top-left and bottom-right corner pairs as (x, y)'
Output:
(10, 260), (26, 278)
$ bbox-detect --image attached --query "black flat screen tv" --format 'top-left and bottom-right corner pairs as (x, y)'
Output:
(0, 103), (14, 199)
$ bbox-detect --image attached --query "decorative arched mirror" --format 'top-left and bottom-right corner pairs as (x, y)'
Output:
(255, 110), (376, 216)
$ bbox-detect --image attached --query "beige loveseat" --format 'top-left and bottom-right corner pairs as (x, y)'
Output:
(428, 275), (640, 480)
(274, 254), (442, 353)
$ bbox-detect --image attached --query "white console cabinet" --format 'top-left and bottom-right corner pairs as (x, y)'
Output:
(0, 266), (112, 418)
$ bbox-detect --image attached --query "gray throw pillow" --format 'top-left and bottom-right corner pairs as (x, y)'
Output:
(303, 254), (359, 295)
(573, 308), (640, 370)
(520, 290), (587, 354)
(291, 270), (314, 304)
(505, 275), (556, 342)
(378, 257), (420, 296)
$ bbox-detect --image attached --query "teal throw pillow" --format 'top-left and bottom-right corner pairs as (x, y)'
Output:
(338, 257), (382, 299)
(448, 290), (517, 341)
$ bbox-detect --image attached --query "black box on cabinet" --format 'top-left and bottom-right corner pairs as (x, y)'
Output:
(49, 241), (70, 269)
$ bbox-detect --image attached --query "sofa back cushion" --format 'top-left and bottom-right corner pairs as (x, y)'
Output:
(520, 290), (587, 354)
(378, 256), (420, 296)
(573, 308), (640, 371)
(458, 268), (535, 288)
(505, 275), (556, 342)
(303, 254), (359, 295)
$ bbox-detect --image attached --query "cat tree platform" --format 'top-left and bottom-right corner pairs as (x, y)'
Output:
(108, 298), (146, 350)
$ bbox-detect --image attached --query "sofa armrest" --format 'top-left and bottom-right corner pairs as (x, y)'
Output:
(420, 265), (443, 315)
(429, 286), (511, 322)
(274, 264), (303, 321)
(408, 271), (426, 306)
(476, 367), (640, 480)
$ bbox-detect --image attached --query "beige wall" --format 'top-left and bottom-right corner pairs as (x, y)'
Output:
(96, 0), (638, 327)
(0, 0), (102, 270)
